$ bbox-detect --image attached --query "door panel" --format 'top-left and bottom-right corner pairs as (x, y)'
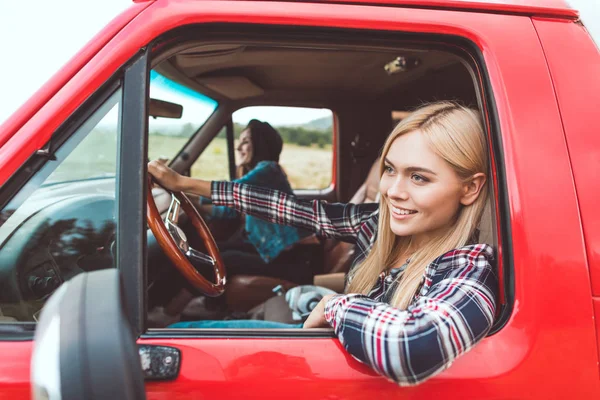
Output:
(139, 334), (537, 399)
(0, 342), (32, 398)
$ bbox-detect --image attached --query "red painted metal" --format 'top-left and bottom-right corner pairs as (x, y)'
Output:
(0, 342), (32, 397)
(0, 0), (599, 398)
(595, 298), (600, 379)
(136, 0), (577, 16)
(315, 0), (578, 19)
(533, 18), (600, 296)
(533, 18), (600, 369)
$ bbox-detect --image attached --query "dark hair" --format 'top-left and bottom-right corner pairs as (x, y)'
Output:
(245, 119), (283, 168)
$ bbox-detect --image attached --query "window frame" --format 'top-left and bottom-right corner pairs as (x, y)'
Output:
(118, 49), (151, 337)
(228, 104), (337, 192)
(174, 103), (340, 197)
(139, 24), (512, 339)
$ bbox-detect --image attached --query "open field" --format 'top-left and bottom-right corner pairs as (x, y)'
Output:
(49, 132), (333, 190)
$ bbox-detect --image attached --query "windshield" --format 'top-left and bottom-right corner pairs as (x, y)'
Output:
(42, 71), (218, 186)
(43, 91), (121, 186)
(147, 71), (218, 162)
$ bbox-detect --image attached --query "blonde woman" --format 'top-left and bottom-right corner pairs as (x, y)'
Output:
(148, 101), (498, 386)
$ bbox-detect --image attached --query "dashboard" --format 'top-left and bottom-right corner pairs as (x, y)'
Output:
(0, 177), (197, 322)
(0, 180), (117, 321)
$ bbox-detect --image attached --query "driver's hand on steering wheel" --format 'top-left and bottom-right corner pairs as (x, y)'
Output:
(148, 159), (188, 192)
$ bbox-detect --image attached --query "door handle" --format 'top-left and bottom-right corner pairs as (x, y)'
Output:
(138, 345), (181, 381)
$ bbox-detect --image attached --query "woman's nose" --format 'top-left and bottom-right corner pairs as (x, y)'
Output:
(387, 177), (409, 200)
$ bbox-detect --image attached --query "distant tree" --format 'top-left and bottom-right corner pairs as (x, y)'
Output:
(228, 122), (332, 147)
(179, 123), (196, 137)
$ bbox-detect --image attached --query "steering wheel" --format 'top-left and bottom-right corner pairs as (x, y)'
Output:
(146, 176), (226, 296)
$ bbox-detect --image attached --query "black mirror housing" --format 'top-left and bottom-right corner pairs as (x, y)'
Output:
(31, 269), (146, 400)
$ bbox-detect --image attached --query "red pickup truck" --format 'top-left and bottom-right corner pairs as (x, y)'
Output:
(0, 0), (599, 398)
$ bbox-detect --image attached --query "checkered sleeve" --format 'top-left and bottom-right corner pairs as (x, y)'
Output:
(324, 245), (498, 386)
(211, 181), (377, 242)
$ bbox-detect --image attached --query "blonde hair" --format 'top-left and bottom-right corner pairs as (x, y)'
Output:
(347, 101), (489, 309)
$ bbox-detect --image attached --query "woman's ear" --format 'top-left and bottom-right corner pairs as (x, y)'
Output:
(460, 173), (487, 206)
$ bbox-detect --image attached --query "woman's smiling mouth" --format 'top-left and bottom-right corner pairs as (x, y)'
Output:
(390, 205), (417, 219)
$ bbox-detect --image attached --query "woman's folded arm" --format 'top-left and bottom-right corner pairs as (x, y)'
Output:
(324, 248), (498, 386)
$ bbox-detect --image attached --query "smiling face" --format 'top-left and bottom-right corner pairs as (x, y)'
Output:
(236, 129), (253, 166)
(380, 129), (469, 247)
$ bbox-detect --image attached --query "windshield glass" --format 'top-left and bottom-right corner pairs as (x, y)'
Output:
(42, 71), (218, 186)
(148, 71), (218, 162)
(43, 91), (121, 186)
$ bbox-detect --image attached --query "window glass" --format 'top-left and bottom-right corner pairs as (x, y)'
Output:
(0, 90), (121, 322)
(191, 126), (229, 181)
(45, 109), (119, 185)
(232, 106), (334, 189)
(147, 71), (218, 163)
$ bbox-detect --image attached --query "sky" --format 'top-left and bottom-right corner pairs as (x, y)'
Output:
(0, 0), (598, 126)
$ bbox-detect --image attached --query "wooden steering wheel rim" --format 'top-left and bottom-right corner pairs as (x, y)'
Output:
(146, 176), (226, 296)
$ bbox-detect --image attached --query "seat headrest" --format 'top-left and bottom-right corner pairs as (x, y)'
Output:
(364, 159), (381, 203)
(350, 158), (381, 204)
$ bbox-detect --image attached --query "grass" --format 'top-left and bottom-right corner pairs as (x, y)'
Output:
(46, 129), (118, 184)
(49, 132), (333, 190)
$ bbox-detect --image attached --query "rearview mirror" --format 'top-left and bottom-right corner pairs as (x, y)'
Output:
(149, 98), (183, 119)
(31, 270), (146, 400)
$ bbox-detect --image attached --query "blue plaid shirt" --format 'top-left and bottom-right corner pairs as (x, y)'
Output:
(209, 161), (309, 262)
(212, 181), (498, 386)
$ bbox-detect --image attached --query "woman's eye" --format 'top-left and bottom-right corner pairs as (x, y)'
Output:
(411, 173), (428, 183)
(384, 165), (394, 174)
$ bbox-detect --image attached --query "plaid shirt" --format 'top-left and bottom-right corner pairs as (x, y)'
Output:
(212, 181), (498, 386)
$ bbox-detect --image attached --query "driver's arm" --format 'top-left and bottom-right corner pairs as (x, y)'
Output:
(148, 160), (377, 241)
(148, 160), (212, 197)
(210, 181), (377, 242)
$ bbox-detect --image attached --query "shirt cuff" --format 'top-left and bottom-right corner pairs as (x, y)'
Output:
(324, 293), (371, 332)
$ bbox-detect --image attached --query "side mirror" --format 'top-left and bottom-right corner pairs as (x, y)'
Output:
(31, 269), (146, 400)
(149, 98), (183, 119)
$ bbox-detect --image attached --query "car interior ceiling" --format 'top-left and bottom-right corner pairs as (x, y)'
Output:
(146, 34), (496, 322)
(153, 38), (479, 200)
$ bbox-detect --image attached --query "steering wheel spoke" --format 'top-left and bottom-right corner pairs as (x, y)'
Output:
(166, 194), (181, 226)
(147, 175), (226, 296)
(186, 247), (215, 266)
(165, 219), (189, 253)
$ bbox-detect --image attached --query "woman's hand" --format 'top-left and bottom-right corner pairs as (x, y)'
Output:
(303, 294), (335, 329)
(148, 159), (188, 192)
